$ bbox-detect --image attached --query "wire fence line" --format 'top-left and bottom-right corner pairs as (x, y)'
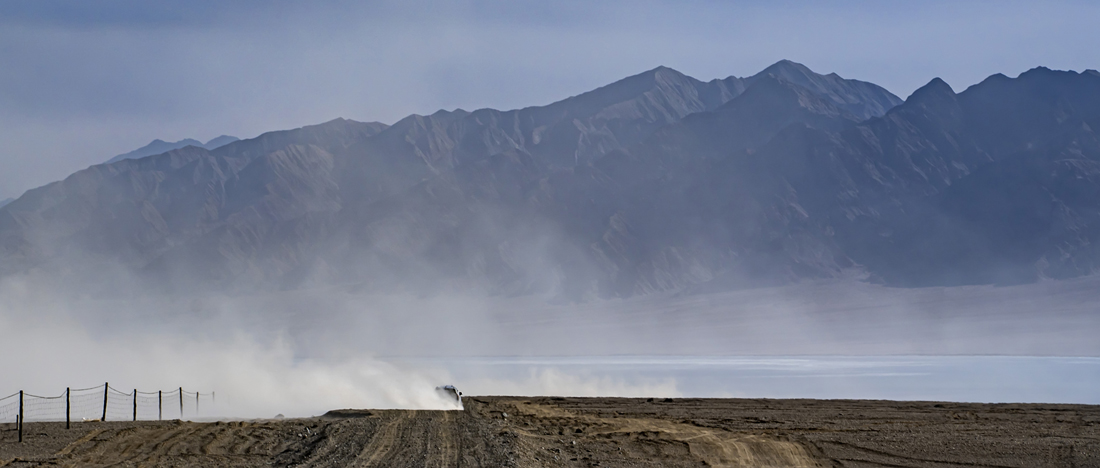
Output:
(0, 383), (214, 442)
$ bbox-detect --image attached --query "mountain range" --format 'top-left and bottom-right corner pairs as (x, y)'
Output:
(3, 60), (1099, 299)
(104, 135), (240, 164)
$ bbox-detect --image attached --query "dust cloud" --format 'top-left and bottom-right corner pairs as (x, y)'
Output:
(2, 266), (1099, 417)
(0, 276), (682, 418)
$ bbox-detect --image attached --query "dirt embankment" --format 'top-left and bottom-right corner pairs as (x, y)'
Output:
(0, 398), (1096, 467)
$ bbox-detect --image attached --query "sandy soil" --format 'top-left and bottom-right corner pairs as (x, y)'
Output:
(0, 397), (1096, 467)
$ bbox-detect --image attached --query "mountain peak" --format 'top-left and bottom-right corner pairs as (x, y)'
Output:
(1013, 66), (1095, 86)
(744, 60), (902, 120)
(203, 135), (239, 149)
(1020, 66), (1054, 76)
(620, 65), (690, 83)
(750, 60), (823, 87)
(649, 65), (683, 76)
(961, 73), (1012, 94)
(908, 77), (955, 100)
(892, 77), (963, 124)
(431, 108), (462, 117)
(528, 65), (704, 123)
(106, 138), (205, 164)
(624, 65), (691, 88)
(757, 59), (814, 77)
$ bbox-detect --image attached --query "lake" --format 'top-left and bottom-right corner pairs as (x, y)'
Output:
(397, 355), (1100, 404)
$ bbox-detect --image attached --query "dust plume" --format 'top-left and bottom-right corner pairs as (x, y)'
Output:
(0, 275), (687, 418)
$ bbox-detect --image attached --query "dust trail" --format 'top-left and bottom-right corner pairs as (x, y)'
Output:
(4, 270), (1100, 416)
(0, 277), (675, 417)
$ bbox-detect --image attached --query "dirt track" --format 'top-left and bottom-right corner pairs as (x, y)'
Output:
(0, 397), (1096, 467)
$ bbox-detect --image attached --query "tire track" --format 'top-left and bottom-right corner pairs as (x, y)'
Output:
(427, 410), (458, 468)
(354, 411), (411, 467)
(350, 411), (462, 467)
(51, 427), (108, 458)
(510, 400), (818, 467)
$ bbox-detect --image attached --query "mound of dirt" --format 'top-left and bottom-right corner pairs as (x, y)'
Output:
(0, 397), (1096, 467)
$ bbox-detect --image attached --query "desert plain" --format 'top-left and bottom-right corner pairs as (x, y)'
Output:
(0, 396), (1096, 467)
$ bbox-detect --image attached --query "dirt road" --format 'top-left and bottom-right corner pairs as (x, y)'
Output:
(0, 398), (1096, 467)
(0, 408), (508, 468)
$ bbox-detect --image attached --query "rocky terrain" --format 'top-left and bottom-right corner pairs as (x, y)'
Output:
(3, 61), (1100, 298)
(0, 397), (1096, 467)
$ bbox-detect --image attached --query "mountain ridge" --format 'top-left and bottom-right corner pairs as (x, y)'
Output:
(105, 135), (241, 164)
(7, 62), (1096, 298)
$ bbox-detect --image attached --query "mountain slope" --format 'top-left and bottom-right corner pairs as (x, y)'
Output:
(318, 65), (898, 296)
(0, 61), (990, 297)
(0, 118), (387, 287)
(732, 67), (1100, 287)
(582, 76), (868, 294)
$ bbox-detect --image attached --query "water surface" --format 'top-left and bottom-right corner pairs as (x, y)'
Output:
(400, 355), (1100, 404)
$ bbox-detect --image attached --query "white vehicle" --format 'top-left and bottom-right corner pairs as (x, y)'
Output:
(435, 385), (461, 403)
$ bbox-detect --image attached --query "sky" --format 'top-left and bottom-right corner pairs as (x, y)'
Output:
(1, 0), (1099, 200)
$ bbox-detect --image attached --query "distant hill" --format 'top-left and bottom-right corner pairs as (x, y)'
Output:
(202, 135), (240, 149)
(0, 198), (11, 209)
(10, 61), (1097, 298)
(104, 135), (240, 164)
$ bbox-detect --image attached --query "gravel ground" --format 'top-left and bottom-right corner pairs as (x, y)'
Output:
(0, 397), (1095, 467)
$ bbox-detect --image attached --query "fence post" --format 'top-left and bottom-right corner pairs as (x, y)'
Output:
(196, 392), (200, 415)
(102, 383), (109, 422)
(178, 387), (183, 419)
(159, 390), (163, 421)
(132, 389), (137, 422)
(66, 387), (71, 430)
(17, 390), (23, 443)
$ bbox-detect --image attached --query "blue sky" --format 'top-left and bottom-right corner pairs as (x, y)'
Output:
(1, 0), (1098, 199)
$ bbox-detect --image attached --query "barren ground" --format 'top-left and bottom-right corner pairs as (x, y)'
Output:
(0, 397), (1096, 467)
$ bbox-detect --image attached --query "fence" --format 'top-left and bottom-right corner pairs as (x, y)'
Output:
(0, 383), (213, 442)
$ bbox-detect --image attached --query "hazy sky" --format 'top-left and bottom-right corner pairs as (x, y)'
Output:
(1, 0), (1098, 200)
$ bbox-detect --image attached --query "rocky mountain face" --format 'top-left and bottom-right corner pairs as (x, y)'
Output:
(105, 135), (240, 164)
(4, 61), (1097, 298)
